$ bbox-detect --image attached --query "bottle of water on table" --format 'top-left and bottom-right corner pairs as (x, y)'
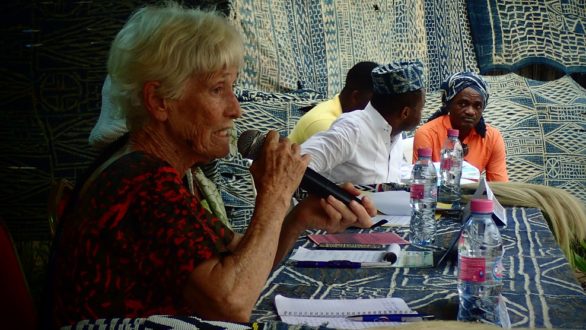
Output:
(409, 147), (438, 246)
(457, 199), (509, 327)
(438, 128), (463, 207)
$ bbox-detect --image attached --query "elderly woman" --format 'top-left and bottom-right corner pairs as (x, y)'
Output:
(49, 3), (375, 328)
(412, 72), (508, 181)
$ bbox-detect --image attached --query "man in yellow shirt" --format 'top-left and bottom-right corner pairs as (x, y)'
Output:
(288, 61), (378, 144)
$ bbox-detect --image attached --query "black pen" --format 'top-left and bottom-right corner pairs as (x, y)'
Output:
(317, 243), (385, 250)
(293, 260), (361, 268)
(348, 218), (387, 230)
(346, 313), (434, 322)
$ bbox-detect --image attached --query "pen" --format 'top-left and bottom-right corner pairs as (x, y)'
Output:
(317, 243), (385, 250)
(293, 260), (361, 268)
(348, 218), (387, 230)
(346, 313), (434, 322)
(370, 219), (388, 228)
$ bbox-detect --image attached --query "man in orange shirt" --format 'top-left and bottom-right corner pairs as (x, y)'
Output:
(413, 72), (508, 181)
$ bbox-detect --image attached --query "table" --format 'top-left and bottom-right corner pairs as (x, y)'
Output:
(64, 207), (586, 329)
(251, 207), (586, 329)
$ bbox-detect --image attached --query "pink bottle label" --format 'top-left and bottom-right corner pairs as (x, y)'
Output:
(459, 256), (486, 283)
(440, 158), (453, 170)
(410, 183), (424, 199)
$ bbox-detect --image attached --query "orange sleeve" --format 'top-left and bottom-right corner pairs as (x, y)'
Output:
(485, 129), (509, 182)
(412, 127), (433, 163)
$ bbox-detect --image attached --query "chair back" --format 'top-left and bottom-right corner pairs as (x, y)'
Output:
(47, 178), (74, 238)
(0, 219), (38, 330)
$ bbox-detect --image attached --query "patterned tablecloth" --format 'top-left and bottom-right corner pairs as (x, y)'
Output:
(251, 207), (586, 329)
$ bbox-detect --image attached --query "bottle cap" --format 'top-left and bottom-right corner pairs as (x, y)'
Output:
(447, 129), (459, 137)
(417, 147), (432, 157)
(470, 199), (493, 213)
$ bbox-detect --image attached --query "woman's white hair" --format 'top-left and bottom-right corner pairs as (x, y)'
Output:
(107, 2), (244, 131)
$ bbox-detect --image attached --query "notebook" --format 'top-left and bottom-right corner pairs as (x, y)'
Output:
(275, 294), (416, 329)
(308, 231), (408, 249)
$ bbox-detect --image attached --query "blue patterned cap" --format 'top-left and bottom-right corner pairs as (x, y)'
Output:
(440, 71), (489, 109)
(371, 60), (424, 95)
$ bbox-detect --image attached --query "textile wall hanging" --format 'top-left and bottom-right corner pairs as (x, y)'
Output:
(468, 0), (586, 74)
(231, 0), (479, 96)
(423, 0), (479, 90)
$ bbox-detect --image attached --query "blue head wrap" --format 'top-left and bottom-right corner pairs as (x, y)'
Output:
(371, 60), (424, 95)
(428, 72), (490, 137)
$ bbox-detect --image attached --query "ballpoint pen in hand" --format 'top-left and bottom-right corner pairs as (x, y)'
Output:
(346, 313), (434, 322)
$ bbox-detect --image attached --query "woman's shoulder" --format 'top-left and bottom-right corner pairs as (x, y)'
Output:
(415, 115), (445, 136)
(104, 151), (180, 182)
(483, 124), (504, 138)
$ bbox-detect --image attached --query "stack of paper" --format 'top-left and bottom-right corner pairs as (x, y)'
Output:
(290, 246), (433, 268)
(275, 294), (416, 329)
(368, 190), (411, 227)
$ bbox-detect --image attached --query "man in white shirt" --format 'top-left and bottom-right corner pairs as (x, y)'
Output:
(301, 61), (426, 185)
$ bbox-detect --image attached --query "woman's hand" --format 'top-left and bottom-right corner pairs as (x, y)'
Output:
(249, 131), (309, 208)
(290, 183), (377, 233)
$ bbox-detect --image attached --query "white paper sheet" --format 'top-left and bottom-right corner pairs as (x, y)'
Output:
(369, 190), (411, 216)
(372, 214), (411, 227)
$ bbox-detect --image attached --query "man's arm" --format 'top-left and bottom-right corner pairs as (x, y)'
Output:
(301, 121), (358, 173)
(302, 118), (336, 142)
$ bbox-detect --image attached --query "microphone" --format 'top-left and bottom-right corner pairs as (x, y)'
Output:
(237, 130), (362, 205)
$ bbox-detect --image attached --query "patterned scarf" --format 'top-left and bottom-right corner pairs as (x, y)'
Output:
(188, 167), (231, 230)
(427, 72), (490, 137)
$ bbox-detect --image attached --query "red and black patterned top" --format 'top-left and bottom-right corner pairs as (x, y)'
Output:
(52, 152), (234, 327)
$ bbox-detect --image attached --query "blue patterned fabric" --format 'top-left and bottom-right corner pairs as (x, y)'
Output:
(231, 0), (479, 95)
(483, 74), (586, 202)
(231, 0), (326, 93)
(423, 0), (480, 91)
(372, 61), (424, 95)
(468, 0), (586, 74)
(252, 208), (586, 329)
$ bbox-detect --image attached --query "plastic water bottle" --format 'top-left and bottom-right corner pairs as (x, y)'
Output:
(457, 199), (509, 327)
(438, 128), (463, 207)
(409, 147), (438, 246)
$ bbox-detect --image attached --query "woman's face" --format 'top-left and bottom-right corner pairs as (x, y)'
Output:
(167, 66), (241, 163)
(447, 87), (484, 131)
